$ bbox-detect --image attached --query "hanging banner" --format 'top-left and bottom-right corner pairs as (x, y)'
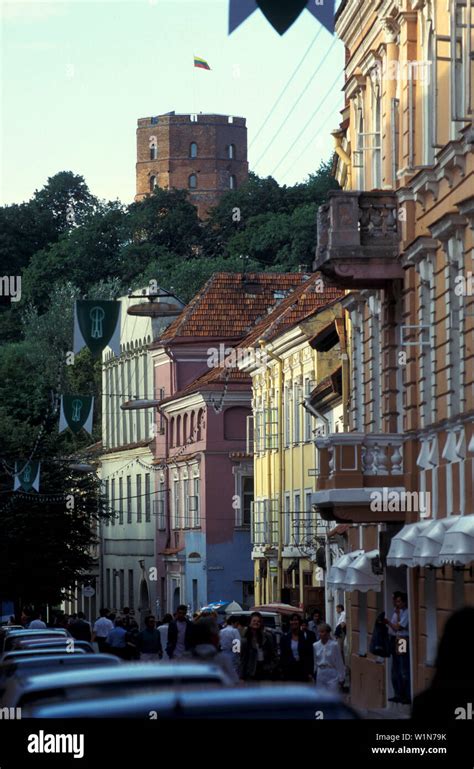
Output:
(59, 395), (94, 435)
(73, 300), (121, 357)
(229, 0), (335, 35)
(14, 460), (41, 492)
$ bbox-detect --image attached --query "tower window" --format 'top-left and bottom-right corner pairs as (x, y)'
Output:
(189, 174), (197, 189)
(190, 142), (198, 158)
(149, 175), (157, 192)
(229, 174), (237, 189)
(228, 144), (236, 159)
(150, 145), (158, 160)
(151, 116), (159, 125)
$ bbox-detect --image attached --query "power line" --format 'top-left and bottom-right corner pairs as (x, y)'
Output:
(252, 36), (339, 171)
(249, 27), (323, 151)
(270, 68), (344, 177)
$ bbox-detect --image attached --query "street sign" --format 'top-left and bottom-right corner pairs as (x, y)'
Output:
(82, 586), (95, 598)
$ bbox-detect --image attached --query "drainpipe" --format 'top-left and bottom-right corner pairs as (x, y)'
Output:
(259, 341), (283, 602)
(303, 397), (329, 435)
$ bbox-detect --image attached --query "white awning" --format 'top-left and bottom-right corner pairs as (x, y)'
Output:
(439, 514), (474, 565)
(326, 550), (364, 590)
(343, 549), (382, 592)
(412, 516), (461, 567)
(386, 520), (433, 567)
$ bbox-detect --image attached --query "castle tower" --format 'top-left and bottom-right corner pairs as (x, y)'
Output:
(135, 112), (248, 218)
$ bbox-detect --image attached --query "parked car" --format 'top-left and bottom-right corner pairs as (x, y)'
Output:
(1, 662), (233, 710)
(23, 684), (359, 719)
(2, 629), (69, 653)
(9, 639), (94, 654)
(0, 648), (87, 665)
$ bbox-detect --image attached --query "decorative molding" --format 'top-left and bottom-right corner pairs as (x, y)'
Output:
(429, 213), (467, 246)
(400, 237), (438, 269)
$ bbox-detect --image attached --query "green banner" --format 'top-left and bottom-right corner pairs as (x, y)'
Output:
(59, 395), (94, 435)
(74, 300), (121, 357)
(14, 460), (41, 492)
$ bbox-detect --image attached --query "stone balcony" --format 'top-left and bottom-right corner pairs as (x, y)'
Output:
(312, 433), (406, 523)
(313, 191), (404, 288)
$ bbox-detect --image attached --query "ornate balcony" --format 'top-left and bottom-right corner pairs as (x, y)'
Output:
(313, 433), (406, 523)
(314, 191), (404, 288)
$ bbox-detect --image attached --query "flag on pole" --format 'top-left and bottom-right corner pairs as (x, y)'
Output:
(73, 300), (121, 358)
(14, 461), (41, 492)
(194, 55), (211, 70)
(59, 395), (94, 435)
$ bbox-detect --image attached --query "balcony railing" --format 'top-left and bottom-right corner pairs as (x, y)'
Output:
(315, 432), (404, 490)
(313, 191), (403, 287)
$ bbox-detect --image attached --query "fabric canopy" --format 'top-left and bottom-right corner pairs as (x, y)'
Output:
(412, 517), (460, 567)
(439, 514), (474, 565)
(343, 549), (382, 592)
(326, 550), (364, 590)
(386, 520), (433, 567)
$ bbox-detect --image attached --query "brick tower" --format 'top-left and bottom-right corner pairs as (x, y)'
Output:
(135, 112), (248, 219)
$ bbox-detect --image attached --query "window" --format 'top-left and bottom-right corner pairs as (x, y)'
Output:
(284, 494), (291, 546)
(169, 417), (174, 447)
(173, 478), (180, 529)
(183, 414), (188, 444)
(118, 477), (123, 525)
(128, 570), (134, 609)
(136, 474), (142, 523)
(305, 490), (313, 544)
(372, 83), (382, 188)
(228, 143), (235, 159)
(304, 378), (312, 441)
(145, 474), (151, 522)
(190, 142), (198, 158)
(150, 145), (158, 160)
(104, 480), (109, 526)
(192, 477), (200, 527)
(423, 24), (435, 164)
(189, 174), (197, 189)
(151, 116), (158, 125)
(157, 479), (166, 530)
(284, 386), (290, 447)
(293, 383), (301, 444)
(197, 409), (203, 441)
(183, 478), (190, 528)
(229, 174), (237, 189)
(111, 478), (116, 526)
(126, 475), (132, 524)
(106, 569), (111, 607)
(293, 493), (301, 544)
(119, 569), (125, 609)
(242, 476), (253, 526)
(354, 96), (365, 190)
(176, 415), (181, 446)
(149, 175), (157, 192)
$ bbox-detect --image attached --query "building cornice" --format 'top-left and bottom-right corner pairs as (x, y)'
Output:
(400, 237), (438, 269)
(429, 213), (468, 244)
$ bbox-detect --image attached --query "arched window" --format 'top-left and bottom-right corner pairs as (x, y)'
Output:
(228, 144), (235, 159)
(169, 417), (175, 447)
(183, 413), (189, 444)
(190, 411), (195, 440)
(149, 175), (157, 192)
(190, 142), (198, 158)
(197, 409), (204, 441)
(150, 145), (157, 160)
(189, 174), (197, 189)
(229, 174), (237, 190)
(176, 415), (182, 446)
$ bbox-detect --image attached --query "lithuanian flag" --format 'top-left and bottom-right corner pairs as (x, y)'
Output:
(194, 55), (211, 70)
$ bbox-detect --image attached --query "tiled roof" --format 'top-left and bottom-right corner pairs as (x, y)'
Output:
(161, 367), (251, 405)
(153, 273), (308, 345)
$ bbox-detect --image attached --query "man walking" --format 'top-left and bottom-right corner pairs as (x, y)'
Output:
(136, 615), (163, 662)
(106, 617), (128, 659)
(92, 608), (114, 653)
(166, 605), (194, 659)
(219, 615), (241, 680)
(70, 611), (92, 642)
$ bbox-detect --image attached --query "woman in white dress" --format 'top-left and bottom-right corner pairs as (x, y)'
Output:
(313, 622), (345, 693)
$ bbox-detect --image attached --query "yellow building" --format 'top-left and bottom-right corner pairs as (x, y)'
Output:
(237, 275), (348, 608)
(313, 0), (474, 712)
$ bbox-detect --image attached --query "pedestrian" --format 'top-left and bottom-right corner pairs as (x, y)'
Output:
(308, 609), (323, 639)
(136, 615), (163, 662)
(334, 603), (346, 662)
(313, 622), (345, 693)
(92, 608), (114, 653)
(280, 614), (314, 682)
(183, 617), (237, 683)
(219, 615), (241, 679)
(28, 612), (47, 629)
(384, 591), (411, 704)
(239, 611), (277, 682)
(158, 614), (173, 661)
(120, 607), (139, 660)
(106, 618), (128, 659)
(70, 611), (92, 642)
(166, 605), (194, 659)
(300, 618), (316, 645)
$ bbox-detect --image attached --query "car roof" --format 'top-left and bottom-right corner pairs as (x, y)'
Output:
(1, 654), (119, 675)
(25, 685), (358, 719)
(228, 611), (278, 618)
(17, 662), (228, 692)
(1, 648), (86, 661)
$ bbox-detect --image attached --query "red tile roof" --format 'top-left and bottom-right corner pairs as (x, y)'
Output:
(152, 273), (308, 345)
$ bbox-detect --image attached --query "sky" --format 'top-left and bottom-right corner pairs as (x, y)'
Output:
(1, 0), (345, 206)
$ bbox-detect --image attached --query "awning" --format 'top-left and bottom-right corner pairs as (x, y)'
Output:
(412, 517), (460, 567)
(326, 550), (364, 590)
(386, 520), (433, 567)
(439, 514), (474, 565)
(343, 549), (382, 592)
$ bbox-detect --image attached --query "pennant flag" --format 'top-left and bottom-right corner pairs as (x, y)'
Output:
(229, 0), (335, 35)
(74, 300), (121, 358)
(59, 395), (94, 435)
(194, 55), (211, 70)
(14, 460), (41, 492)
